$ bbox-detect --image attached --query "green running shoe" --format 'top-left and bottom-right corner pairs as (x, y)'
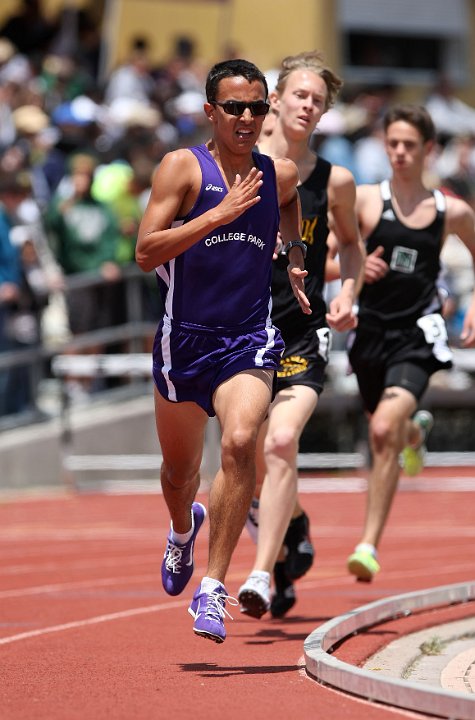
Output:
(401, 410), (434, 477)
(347, 549), (380, 582)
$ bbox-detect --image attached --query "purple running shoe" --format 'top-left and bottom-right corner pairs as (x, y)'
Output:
(161, 502), (206, 596)
(188, 583), (238, 643)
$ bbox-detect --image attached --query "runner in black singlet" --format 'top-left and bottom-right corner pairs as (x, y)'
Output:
(238, 51), (365, 619)
(346, 105), (475, 582)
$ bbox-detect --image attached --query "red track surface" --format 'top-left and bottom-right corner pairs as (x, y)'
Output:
(1, 467), (474, 720)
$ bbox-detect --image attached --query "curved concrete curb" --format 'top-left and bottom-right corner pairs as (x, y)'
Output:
(304, 581), (475, 719)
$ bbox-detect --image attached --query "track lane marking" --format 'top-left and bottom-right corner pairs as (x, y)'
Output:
(0, 573), (160, 599)
(0, 599), (188, 646)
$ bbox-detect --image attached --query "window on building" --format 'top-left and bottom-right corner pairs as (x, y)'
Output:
(339, 0), (469, 86)
(347, 33), (441, 72)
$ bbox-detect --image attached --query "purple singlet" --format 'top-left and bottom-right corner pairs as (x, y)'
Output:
(152, 145), (285, 415)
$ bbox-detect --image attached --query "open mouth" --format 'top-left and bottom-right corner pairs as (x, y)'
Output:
(236, 128), (254, 140)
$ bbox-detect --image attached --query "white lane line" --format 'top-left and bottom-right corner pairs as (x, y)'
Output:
(297, 654), (308, 679)
(297, 477), (475, 493)
(1, 554), (161, 575)
(0, 573), (160, 599)
(0, 522), (162, 542)
(0, 599), (187, 646)
(290, 561), (475, 595)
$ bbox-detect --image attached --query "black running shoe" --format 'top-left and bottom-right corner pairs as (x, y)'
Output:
(283, 512), (314, 580)
(270, 561), (296, 618)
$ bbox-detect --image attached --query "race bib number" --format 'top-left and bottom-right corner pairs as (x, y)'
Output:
(316, 327), (332, 362)
(416, 313), (448, 343)
(390, 245), (417, 273)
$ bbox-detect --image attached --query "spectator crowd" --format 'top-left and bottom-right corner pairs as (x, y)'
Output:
(1, 0), (475, 417)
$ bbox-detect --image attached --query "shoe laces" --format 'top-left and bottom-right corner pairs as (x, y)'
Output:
(247, 499), (259, 526)
(164, 542), (184, 573)
(204, 589), (239, 622)
(247, 510), (259, 528)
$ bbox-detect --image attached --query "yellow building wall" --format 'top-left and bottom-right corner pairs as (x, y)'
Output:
(220, 0), (337, 72)
(0, 0), (91, 24)
(0, 0), (339, 78)
(112, 0), (223, 69)
(1, 0), (475, 106)
(0, 0), (21, 23)
(112, 0), (338, 75)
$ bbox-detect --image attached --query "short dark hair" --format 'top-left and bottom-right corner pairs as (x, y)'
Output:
(205, 59), (268, 103)
(384, 104), (436, 143)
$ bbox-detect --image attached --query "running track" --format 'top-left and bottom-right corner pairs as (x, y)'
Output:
(1, 467), (474, 719)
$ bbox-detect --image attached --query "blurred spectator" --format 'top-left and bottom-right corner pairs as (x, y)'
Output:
(45, 152), (119, 281)
(312, 106), (362, 182)
(99, 97), (167, 162)
(44, 153), (122, 401)
(440, 211), (475, 345)
(2, 103), (58, 208)
(0, 175), (22, 415)
(353, 119), (391, 184)
(426, 75), (475, 140)
(165, 35), (207, 93)
(6, 227), (50, 413)
(152, 35), (209, 146)
(92, 155), (161, 323)
(104, 36), (156, 106)
(34, 97), (102, 203)
(39, 53), (93, 111)
(74, 9), (102, 84)
(0, 0), (58, 59)
(0, 171), (64, 378)
(2, 169), (66, 351)
(0, 38), (16, 75)
(164, 89), (208, 146)
(0, 60), (36, 111)
(0, 42), (17, 150)
(342, 85), (395, 184)
(92, 158), (153, 265)
(435, 134), (475, 208)
(154, 34), (207, 106)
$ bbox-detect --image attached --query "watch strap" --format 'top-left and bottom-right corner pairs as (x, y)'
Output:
(284, 240), (307, 259)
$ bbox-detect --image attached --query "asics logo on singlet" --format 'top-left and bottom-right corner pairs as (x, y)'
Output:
(205, 183), (224, 192)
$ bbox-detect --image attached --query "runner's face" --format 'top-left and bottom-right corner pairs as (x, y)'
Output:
(274, 69), (328, 140)
(385, 121), (431, 174)
(206, 76), (267, 153)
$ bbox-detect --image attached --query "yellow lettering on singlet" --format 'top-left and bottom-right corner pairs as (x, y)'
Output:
(301, 217), (318, 245)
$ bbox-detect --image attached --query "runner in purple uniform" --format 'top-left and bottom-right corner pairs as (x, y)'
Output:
(136, 59), (312, 644)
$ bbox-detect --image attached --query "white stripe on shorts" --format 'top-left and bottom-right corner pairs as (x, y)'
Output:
(254, 323), (276, 367)
(160, 316), (177, 401)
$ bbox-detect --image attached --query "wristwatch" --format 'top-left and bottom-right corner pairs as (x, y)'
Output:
(284, 240), (307, 259)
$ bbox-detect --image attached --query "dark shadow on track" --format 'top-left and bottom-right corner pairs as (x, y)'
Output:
(179, 662), (300, 677)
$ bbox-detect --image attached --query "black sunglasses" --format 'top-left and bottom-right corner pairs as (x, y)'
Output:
(211, 100), (270, 117)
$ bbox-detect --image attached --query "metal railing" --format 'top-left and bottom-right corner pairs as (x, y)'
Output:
(0, 264), (157, 430)
(2, 264), (475, 447)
